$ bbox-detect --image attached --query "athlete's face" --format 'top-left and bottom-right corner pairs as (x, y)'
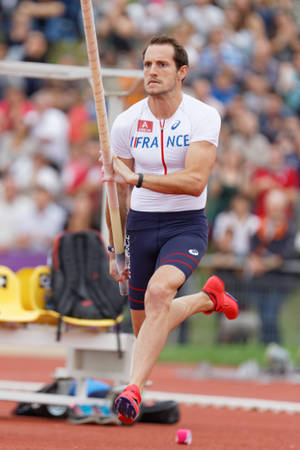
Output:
(143, 44), (187, 97)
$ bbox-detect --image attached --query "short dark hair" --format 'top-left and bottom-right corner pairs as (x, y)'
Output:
(142, 35), (189, 70)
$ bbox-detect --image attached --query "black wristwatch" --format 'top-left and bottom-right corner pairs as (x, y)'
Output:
(136, 173), (144, 188)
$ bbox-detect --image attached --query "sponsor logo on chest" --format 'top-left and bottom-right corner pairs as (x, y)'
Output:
(137, 120), (153, 133)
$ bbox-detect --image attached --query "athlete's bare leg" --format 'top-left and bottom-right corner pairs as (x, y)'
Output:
(129, 265), (214, 391)
(130, 310), (145, 337)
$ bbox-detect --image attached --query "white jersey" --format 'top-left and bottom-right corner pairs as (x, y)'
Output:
(111, 93), (221, 212)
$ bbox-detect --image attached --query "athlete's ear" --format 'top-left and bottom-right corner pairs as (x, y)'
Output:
(178, 65), (189, 83)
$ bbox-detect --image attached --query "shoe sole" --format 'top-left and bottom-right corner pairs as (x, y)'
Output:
(118, 412), (135, 425)
(224, 292), (239, 320)
(115, 392), (140, 424)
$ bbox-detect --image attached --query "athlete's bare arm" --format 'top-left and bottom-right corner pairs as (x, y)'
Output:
(106, 157), (134, 282)
(112, 141), (217, 196)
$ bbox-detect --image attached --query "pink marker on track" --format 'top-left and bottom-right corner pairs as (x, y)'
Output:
(176, 429), (192, 445)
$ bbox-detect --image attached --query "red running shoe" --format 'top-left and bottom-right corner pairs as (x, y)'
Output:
(202, 276), (239, 320)
(114, 384), (141, 425)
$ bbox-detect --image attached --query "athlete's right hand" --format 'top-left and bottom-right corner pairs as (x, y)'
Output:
(99, 151), (127, 184)
(112, 155), (138, 186)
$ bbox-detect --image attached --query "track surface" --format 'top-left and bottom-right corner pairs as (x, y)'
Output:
(0, 356), (300, 449)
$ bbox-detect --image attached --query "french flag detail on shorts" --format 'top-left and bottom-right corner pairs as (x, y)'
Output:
(129, 283), (146, 292)
(159, 252), (200, 275)
(160, 252), (199, 265)
(129, 296), (145, 304)
(160, 259), (194, 274)
(137, 120), (153, 133)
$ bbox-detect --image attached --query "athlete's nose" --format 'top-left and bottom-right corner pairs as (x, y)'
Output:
(148, 63), (158, 76)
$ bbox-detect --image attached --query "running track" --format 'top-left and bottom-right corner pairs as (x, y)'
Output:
(0, 356), (300, 449)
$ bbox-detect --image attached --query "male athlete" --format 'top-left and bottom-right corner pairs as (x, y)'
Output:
(105, 35), (239, 424)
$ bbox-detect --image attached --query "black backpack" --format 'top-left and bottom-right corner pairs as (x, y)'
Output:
(138, 400), (180, 424)
(47, 230), (125, 338)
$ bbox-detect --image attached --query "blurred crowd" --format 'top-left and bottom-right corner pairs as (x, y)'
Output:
(1, 0), (300, 343)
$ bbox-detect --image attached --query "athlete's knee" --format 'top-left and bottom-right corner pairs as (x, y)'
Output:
(145, 280), (174, 316)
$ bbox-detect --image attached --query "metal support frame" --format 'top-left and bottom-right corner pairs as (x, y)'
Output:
(0, 324), (135, 406)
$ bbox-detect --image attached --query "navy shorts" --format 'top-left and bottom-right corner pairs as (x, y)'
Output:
(126, 209), (208, 310)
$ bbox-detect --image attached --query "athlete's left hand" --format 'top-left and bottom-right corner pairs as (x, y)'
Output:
(108, 253), (130, 283)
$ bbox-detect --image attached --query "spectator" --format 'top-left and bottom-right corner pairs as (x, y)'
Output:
(95, 0), (138, 57)
(259, 91), (289, 143)
(253, 0), (277, 38)
(247, 142), (299, 217)
(192, 77), (224, 116)
(278, 115), (300, 177)
(81, 137), (104, 217)
(224, 7), (258, 65)
(19, 31), (49, 96)
(206, 147), (246, 224)
(171, 20), (201, 71)
(196, 27), (245, 80)
(0, 83), (34, 133)
(244, 189), (297, 343)
(213, 193), (259, 258)
(233, 0), (253, 18)
(127, 0), (181, 39)
(4, 10), (32, 61)
(183, 0), (225, 40)
(244, 38), (279, 89)
(243, 73), (270, 116)
(62, 143), (90, 198)
(211, 69), (239, 106)
(270, 10), (300, 62)
(0, 116), (39, 174)
(65, 191), (95, 233)
(11, 149), (53, 193)
(66, 89), (90, 145)
(15, 166), (67, 252)
(24, 89), (70, 170)
(277, 52), (300, 114)
(229, 109), (270, 167)
(0, 173), (31, 252)
(224, 94), (248, 135)
(0, 0), (20, 41)
(244, 10), (267, 42)
(62, 137), (103, 225)
(17, 0), (81, 44)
